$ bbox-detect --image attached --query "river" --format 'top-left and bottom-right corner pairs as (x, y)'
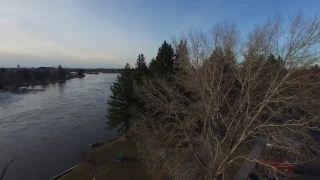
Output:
(0, 73), (119, 180)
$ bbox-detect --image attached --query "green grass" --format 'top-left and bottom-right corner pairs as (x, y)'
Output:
(59, 138), (147, 180)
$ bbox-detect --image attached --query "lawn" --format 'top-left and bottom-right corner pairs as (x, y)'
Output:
(59, 138), (147, 180)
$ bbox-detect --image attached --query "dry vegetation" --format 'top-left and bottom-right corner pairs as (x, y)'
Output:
(132, 12), (320, 179)
(59, 138), (147, 180)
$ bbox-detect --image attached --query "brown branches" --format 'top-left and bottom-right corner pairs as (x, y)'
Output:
(132, 12), (320, 180)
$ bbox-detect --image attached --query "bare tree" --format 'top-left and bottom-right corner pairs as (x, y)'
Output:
(81, 150), (103, 180)
(132, 12), (320, 179)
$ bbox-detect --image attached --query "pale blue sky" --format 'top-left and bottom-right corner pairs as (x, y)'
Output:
(0, 0), (318, 68)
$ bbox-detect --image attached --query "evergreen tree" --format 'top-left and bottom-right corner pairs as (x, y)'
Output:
(174, 39), (190, 70)
(135, 54), (149, 83)
(206, 47), (236, 74)
(78, 69), (85, 77)
(149, 41), (175, 76)
(107, 63), (134, 138)
(136, 54), (148, 71)
(23, 70), (30, 81)
(149, 57), (157, 75)
(58, 65), (67, 80)
(266, 54), (276, 66)
(45, 69), (51, 79)
(265, 54), (284, 76)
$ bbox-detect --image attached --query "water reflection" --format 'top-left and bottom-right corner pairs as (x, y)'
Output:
(58, 81), (66, 94)
(0, 74), (119, 180)
(40, 84), (48, 90)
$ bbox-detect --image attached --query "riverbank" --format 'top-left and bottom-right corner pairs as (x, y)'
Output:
(59, 137), (147, 180)
(0, 74), (119, 180)
(0, 76), (81, 93)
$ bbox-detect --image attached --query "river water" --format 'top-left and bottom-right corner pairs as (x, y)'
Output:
(0, 74), (119, 180)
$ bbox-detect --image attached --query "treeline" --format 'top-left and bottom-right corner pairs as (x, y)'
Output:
(92, 68), (123, 73)
(107, 13), (320, 179)
(0, 65), (84, 88)
(106, 41), (180, 137)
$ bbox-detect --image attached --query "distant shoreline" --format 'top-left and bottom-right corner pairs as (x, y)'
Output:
(0, 72), (119, 93)
(0, 77), (76, 93)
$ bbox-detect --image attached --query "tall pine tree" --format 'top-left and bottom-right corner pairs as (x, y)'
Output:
(136, 54), (148, 70)
(58, 65), (67, 80)
(149, 41), (175, 77)
(149, 57), (157, 75)
(135, 54), (148, 81)
(107, 63), (134, 138)
(174, 39), (189, 70)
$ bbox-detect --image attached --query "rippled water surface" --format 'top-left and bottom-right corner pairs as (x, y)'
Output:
(0, 74), (119, 180)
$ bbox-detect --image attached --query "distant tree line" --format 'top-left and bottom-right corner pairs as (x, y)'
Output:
(80, 68), (123, 74)
(0, 65), (71, 88)
(106, 40), (179, 137)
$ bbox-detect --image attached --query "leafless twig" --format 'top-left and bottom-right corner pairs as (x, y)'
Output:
(132, 12), (320, 179)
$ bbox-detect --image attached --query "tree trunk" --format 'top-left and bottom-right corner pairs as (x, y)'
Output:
(124, 130), (128, 139)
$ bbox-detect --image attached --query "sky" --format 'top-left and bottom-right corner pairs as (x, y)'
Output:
(0, 0), (319, 68)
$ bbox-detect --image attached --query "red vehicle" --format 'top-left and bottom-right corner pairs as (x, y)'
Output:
(260, 158), (294, 172)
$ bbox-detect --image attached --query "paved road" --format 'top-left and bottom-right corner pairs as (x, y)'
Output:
(234, 131), (320, 179)
(233, 137), (267, 180)
(234, 112), (320, 180)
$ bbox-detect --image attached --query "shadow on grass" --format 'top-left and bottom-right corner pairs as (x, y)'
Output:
(125, 157), (141, 163)
(59, 138), (147, 180)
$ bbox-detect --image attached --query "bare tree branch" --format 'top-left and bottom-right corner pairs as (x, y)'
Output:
(132, 12), (320, 179)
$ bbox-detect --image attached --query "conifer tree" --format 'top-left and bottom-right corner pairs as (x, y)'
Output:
(107, 63), (134, 138)
(135, 54), (148, 79)
(149, 41), (175, 76)
(174, 39), (189, 70)
(149, 57), (157, 75)
(58, 65), (67, 80)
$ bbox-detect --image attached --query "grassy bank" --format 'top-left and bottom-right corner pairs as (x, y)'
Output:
(59, 138), (147, 180)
